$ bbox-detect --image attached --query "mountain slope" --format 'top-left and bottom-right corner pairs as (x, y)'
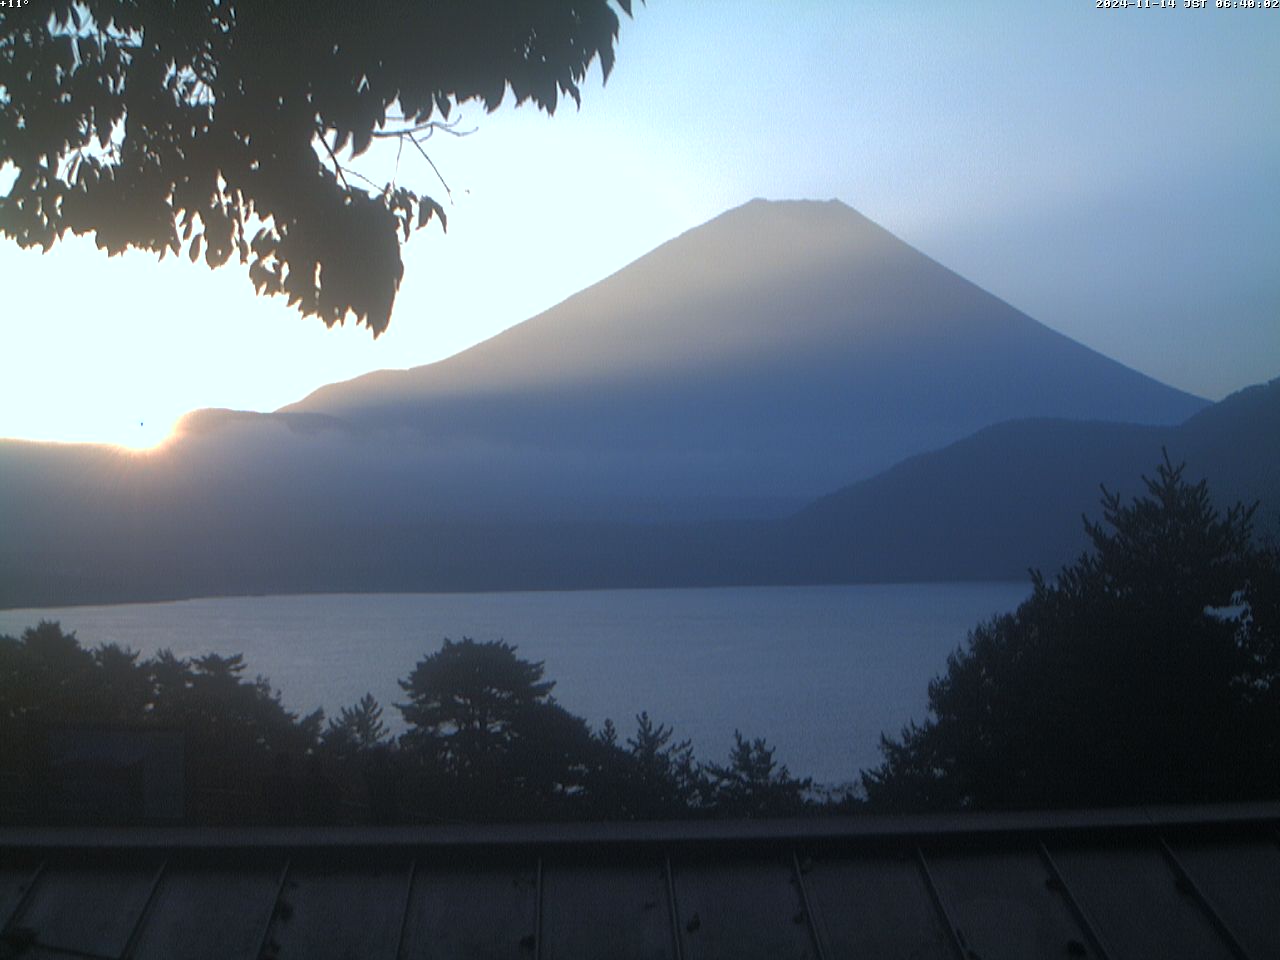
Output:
(0, 199), (1227, 607)
(2, 380), (1272, 608)
(280, 199), (1206, 514)
(789, 377), (1280, 581)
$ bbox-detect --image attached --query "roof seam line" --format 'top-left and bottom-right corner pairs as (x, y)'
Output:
(0, 859), (47, 938)
(1037, 840), (1116, 960)
(914, 844), (967, 960)
(1157, 834), (1254, 960)
(664, 850), (685, 960)
(117, 857), (169, 960)
(252, 857), (292, 960)
(790, 848), (828, 960)
(393, 856), (417, 960)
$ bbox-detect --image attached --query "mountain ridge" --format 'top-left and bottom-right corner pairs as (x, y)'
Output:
(790, 376), (1280, 581)
(287, 199), (1203, 420)
(270, 197), (1205, 510)
(0, 198), (1238, 608)
(1, 377), (1272, 609)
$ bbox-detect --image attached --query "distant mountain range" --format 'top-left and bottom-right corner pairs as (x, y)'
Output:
(2, 199), (1269, 609)
(787, 376), (1280, 583)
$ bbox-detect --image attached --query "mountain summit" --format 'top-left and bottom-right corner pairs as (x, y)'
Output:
(283, 199), (1205, 514)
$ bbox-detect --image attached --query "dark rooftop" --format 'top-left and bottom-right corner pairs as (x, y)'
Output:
(3, 803), (1279, 959)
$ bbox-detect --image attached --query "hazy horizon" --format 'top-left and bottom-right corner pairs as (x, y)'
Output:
(2, 2), (1276, 448)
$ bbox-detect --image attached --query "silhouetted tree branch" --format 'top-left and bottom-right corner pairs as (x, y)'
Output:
(0, 0), (636, 334)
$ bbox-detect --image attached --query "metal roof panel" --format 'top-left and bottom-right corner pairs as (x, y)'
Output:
(264, 859), (411, 960)
(805, 851), (955, 960)
(128, 861), (285, 960)
(671, 855), (817, 960)
(1048, 840), (1239, 960)
(0, 860), (41, 931)
(8, 859), (162, 959)
(540, 858), (675, 960)
(398, 859), (539, 960)
(2, 805), (1278, 960)
(924, 845), (1093, 960)
(1162, 836), (1280, 960)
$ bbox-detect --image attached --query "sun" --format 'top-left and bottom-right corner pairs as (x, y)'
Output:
(0, 412), (179, 452)
(106, 416), (180, 452)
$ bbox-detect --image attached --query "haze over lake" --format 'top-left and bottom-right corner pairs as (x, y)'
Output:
(0, 582), (1029, 785)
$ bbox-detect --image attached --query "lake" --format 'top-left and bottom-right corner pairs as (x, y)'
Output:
(0, 583), (1029, 786)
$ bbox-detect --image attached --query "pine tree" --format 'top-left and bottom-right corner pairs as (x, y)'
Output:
(863, 453), (1277, 810)
(706, 731), (810, 817)
(324, 693), (390, 755)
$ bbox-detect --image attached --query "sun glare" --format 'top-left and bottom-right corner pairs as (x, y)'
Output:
(0, 412), (180, 452)
(104, 416), (179, 453)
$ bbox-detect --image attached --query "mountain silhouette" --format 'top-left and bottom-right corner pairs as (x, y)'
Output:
(0, 199), (1232, 607)
(276, 198), (1205, 517)
(790, 377), (1280, 581)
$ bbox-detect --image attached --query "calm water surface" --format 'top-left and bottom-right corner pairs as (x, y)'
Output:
(0, 583), (1029, 785)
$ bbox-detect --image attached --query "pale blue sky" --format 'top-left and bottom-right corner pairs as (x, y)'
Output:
(3, 0), (1277, 446)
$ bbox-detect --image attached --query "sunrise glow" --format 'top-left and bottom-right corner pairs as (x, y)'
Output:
(2, 2), (1276, 448)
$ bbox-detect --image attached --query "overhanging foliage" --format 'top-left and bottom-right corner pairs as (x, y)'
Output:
(0, 0), (634, 332)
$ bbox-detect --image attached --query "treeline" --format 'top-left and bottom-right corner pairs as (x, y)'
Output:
(2, 454), (1278, 824)
(863, 454), (1280, 810)
(0, 626), (817, 825)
